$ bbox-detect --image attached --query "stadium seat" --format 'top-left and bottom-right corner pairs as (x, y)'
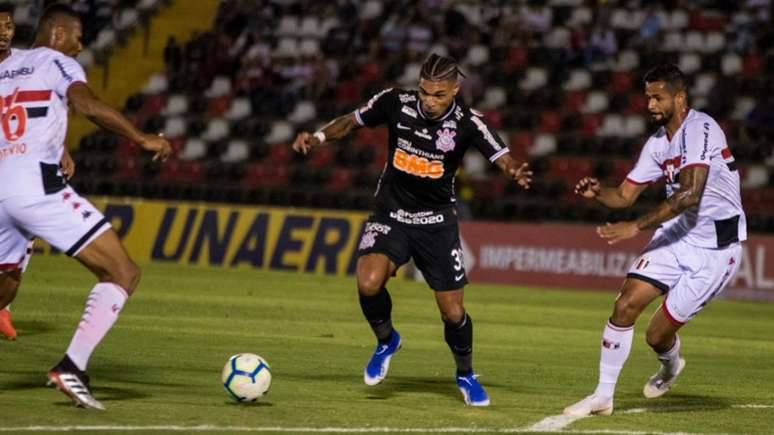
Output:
(208, 96), (232, 118)
(273, 38), (299, 58)
(288, 101), (317, 125)
(179, 138), (207, 161)
(299, 39), (320, 57)
(220, 140), (250, 164)
(276, 15), (300, 37)
(599, 114), (625, 137)
(202, 118), (230, 142)
(623, 115), (647, 138)
(581, 91), (609, 114)
(465, 44), (490, 66)
(265, 121), (294, 144)
(142, 74), (168, 95)
(691, 73), (716, 97)
(529, 134), (557, 157)
(299, 17), (322, 38)
(224, 98), (252, 121)
(563, 69), (591, 91)
(678, 52), (702, 74)
(721, 53), (743, 76)
(162, 94), (188, 116)
(162, 116), (187, 139)
(205, 76), (232, 99)
(520, 67), (548, 91)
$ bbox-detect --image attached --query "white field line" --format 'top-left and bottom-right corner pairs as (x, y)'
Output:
(525, 415), (588, 432)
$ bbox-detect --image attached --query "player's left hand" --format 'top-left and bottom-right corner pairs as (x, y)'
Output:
(597, 221), (640, 245)
(60, 148), (76, 180)
(507, 162), (532, 189)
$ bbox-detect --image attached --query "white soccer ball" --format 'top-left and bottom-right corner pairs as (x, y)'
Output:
(222, 353), (272, 401)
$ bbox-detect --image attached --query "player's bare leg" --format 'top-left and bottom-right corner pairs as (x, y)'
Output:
(0, 269), (21, 340)
(47, 229), (140, 410)
(435, 289), (489, 406)
(358, 254), (401, 385)
(642, 307), (685, 398)
(564, 278), (662, 416)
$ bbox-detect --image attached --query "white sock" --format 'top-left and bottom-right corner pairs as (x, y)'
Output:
(66, 283), (128, 371)
(657, 334), (681, 376)
(594, 320), (634, 398)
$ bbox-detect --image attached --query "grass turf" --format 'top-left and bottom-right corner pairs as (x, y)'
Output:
(2, 255), (773, 434)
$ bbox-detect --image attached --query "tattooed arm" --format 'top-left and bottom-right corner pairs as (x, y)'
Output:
(597, 165), (709, 244)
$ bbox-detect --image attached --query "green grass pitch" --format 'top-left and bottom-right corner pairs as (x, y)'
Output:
(2, 255), (773, 434)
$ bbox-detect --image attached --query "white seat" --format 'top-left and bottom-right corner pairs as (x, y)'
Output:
(221, 140), (250, 163)
(179, 138), (206, 161)
(731, 97), (755, 120)
(623, 115), (646, 138)
(299, 39), (320, 57)
(361, 0), (383, 20)
(563, 69), (591, 91)
(162, 116), (186, 139)
(288, 101), (317, 125)
(599, 114), (625, 137)
(428, 43), (449, 57)
(202, 118), (230, 142)
(142, 74), (168, 95)
(745, 166), (769, 188)
(691, 73), (716, 97)
(544, 27), (571, 49)
(721, 53), (742, 76)
(204, 76), (232, 99)
(93, 29), (116, 51)
(273, 38), (299, 58)
(519, 67), (548, 91)
(398, 63), (422, 86)
(76, 49), (95, 69)
(466, 44), (489, 66)
(613, 49), (639, 72)
(581, 91), (608, 114)
(224, 97), (252, 121)
(138, 0), (161, 12)
(703, 31), (725, 53)
(685, 31), (704, 52)
(529, 134), (557, 157)
(481, 87), (506, 109)
(115, 7), (139, 31)
(265, 121), (294, 144)
(678, 52), (701, 74)
(463, 152), (488, 180)
(569, 7), (592, 25)
(162, 94), (188, 116)
(12, 4), (35, 25)
(663, 32), (684, 51)
(669, 10), (688, 29)
(299, 17), (321, 38)
(276, 15), (300, 37)
(610, 8), (629, 29)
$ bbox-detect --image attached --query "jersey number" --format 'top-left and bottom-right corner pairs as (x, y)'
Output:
(1, 88), (28, 141)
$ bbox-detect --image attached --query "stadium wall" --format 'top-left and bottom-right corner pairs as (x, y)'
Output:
(35, 199), (774, 301)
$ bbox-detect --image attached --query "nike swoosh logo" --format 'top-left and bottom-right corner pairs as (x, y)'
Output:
(397, 122), (410, 130)
(454, 273), (464, 281)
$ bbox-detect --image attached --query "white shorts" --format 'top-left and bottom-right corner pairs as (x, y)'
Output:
(627, 235), (742, 325)
(0, 186), (111, 271)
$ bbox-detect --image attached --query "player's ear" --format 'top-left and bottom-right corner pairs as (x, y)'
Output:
(451, 80), (460, 96)
(52, 25), (66, 45)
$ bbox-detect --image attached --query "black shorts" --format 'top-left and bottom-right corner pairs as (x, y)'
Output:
(357, 214), (468, 291)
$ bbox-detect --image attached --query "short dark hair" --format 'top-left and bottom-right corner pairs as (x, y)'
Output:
(37, 3), (80, 32)
(0, 2), (14, 14)
(643, 63), (687, 93)
(420, 53), (466, 82)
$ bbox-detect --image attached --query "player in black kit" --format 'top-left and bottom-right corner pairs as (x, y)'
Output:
(292, 54), (532, 406)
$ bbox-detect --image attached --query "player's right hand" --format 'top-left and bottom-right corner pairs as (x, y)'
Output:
(575, 177), (601, 198)
(140, 133), (172, 162)
(291, 132), (318, 155)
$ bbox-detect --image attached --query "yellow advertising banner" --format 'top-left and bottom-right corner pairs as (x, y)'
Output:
(37, 198), (386, 276)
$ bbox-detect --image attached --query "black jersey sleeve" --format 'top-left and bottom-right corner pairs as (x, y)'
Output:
(467, 110), (511, 163)
(353, 88), (398, 127)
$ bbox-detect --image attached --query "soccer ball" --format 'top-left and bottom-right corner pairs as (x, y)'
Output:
(222, 353), (272, 401)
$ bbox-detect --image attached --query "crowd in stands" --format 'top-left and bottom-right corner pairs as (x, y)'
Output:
(67, 0), (774, 231)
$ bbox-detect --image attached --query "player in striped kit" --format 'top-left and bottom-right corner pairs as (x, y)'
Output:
(565, 64), (746, 416)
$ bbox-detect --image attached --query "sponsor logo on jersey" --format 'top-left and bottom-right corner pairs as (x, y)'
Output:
(442, 120), (457, 130)
(397, 122), (411, 130)
(0, 142), (27, 160)
(398, 93), (416, 103)
(401, 105), (417, 118)
(454, 106), (463, 120)
(392, 148), (443, 179)
(389, 209), (445, 225)
(414, 128), (432, 140)
(634, 256), (650, 270)
(435, 128), (456, 153)
(359, 231), (378, 250)
(360, 88), (392, 113)
(470, 116), (501, 151)
(700, 122), (709, 160)
(0, 67), (35, 80)
(364, 222), (392, 234)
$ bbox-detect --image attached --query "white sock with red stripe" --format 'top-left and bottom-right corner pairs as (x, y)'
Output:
(657, 334), (681, 376)
(65, 283), (128, 371)
(594, 320), (634, 398)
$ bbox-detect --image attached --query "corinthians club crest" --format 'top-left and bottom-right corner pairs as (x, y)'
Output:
(435, 128), (456, 153)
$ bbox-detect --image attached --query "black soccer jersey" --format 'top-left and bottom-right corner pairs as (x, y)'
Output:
(354, 88), (509, 226)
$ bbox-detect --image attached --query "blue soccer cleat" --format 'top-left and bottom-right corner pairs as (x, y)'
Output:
(456, 373), (490, 406)
(363, 330), (401, 385)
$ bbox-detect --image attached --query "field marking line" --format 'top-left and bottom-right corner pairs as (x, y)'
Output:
(525, 414), (588, 431)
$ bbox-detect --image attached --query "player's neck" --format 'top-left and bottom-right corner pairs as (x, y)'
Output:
(0, 49), (10, 63)
(665, 107), (690, 139)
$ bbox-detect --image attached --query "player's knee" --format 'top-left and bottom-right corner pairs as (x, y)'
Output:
(645, 326), (672, 351)
(612, 296), (642, 325)
(357, 271), (385, 296)
(112, 260), (141, 295)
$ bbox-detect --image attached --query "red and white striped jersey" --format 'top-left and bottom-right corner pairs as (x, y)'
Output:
(627, 109), (747, 248)
(0, 48), (86, 199)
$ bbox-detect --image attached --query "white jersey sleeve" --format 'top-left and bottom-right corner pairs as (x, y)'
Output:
(626, 138), (662, 185)
(678, 119), (714, 170)
(43, 52), (87, 98)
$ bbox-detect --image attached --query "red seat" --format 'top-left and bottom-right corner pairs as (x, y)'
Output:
(626, 94), (647, 114)
(579, 114), (602, 136)
(483, 109), (502, 129)
(310, 146), (335, 168)
(208, 96), (231, 117)
(609, 72), (632, 93)
(143, 94), (166, 115)
(242, 163), (288, 188)
(266, 144), (292, 164)
(506, 46), (527, 71)
(116, 157), (139, 180)
(539, 111), (561, 133)
(563, 91), (586, 112)
(509, 132), (533, 158)
(326, 167), (354, 191)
